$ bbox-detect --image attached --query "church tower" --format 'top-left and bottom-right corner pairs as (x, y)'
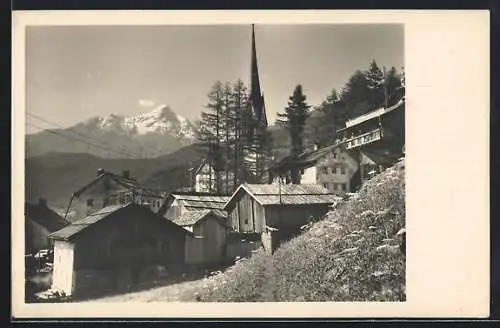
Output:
(245, 24), (270, 182)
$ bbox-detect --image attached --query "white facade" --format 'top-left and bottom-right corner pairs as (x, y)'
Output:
(273, 148), (359, 195)
(51, 240), (75, 295)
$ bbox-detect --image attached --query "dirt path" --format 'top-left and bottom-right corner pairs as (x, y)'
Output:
(78, 277), (210, 303)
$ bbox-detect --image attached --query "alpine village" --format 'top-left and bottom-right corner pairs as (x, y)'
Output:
(25, 25), (406, 303)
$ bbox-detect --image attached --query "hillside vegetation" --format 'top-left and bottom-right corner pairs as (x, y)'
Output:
(199, 159), (406, 302)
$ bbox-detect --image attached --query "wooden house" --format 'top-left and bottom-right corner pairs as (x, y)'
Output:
(65, 169), (163, 222)
(25, 198), (68, 254)
(270, 144), (360, 195)
(48, 202), (190, 297)
(157, 192), (230, 220)
(224, 183), (340, 252)
(171, 210), (229, 265)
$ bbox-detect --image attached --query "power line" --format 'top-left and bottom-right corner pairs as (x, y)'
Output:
(26, 112), (139, 157)
(26, 112), (141, 158)
(26, 122), (139, 159)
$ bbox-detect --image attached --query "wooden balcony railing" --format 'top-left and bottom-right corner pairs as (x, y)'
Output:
(343, 128), (383, 150)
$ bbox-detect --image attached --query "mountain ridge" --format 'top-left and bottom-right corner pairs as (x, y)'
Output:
(26, 105), (198, 159)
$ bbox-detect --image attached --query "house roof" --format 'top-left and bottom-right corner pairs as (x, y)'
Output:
(224, 183), (340, 209)
(25, 201), (68, 232)
(338, 97), (405, 133)
(171, 209), (228, 227)
(49, 202), (191, 241)
(72, 170), (162, 199)
(157, 192), (230, 217)
(271, 142), (346, 173)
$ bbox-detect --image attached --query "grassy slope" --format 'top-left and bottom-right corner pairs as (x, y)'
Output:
(199, 159), (406, 302)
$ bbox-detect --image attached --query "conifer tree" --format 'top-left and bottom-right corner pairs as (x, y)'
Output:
(364, 59), (386, 109)
(277, 84), (311, 184)
(197, 81), (225, 193)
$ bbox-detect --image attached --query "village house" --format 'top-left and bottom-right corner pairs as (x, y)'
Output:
(336, 86), (405, 183)
(193, 158), (216, 193)
(223, 183), (340, 253)
(48, 202), (190, 297)
(25, 198), (68, 254)
(270, 144), (360, 195)
(193, 157), (260, 195)
(65, 169), (163, 222)
(171, 210), (229, 266)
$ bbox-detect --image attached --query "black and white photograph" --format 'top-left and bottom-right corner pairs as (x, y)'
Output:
(23, 21), (406, 304)
(12, 10), (489, 319)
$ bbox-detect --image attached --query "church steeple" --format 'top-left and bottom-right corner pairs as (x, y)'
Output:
(249, 24), (267, 128)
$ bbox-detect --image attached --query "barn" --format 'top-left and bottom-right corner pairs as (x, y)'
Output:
(223, 184), (340, 253)
(48, 202), (190, 297)
(172, 210), (229, 266)
(25, 198), (68, 254)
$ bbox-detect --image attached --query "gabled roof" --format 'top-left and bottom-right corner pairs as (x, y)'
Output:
(72, 170), (161, 199)
(271, 142), (347, 173)
(171, 209), (228, 227)
(338, 94), (405, 133)
(157, 192), (230, 217)
(25, 201), (68, 232)
(224, 183), (340, 209)
(49, 202), (191, 241)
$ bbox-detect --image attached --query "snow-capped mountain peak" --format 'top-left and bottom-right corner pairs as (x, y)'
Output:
(91, 105), (196, 140)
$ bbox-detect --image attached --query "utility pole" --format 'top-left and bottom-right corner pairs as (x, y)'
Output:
(383, 66), (388, 109)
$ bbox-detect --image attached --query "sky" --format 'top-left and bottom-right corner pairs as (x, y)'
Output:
(26, 24), (403, 133)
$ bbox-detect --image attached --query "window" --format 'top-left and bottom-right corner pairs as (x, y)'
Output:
(87, 198), (94, 207)
(333, 183), (338, 191)
(340, 166), (346, 174)
(321, 167), (328, 174)
(244, 219), (249, 225)
(341, 183), (347, 191)
(323, 183), (328, 189)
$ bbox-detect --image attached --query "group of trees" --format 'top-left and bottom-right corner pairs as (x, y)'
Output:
(195, 79), (263, 194)
(277, 60), (405, 156)
(196, 60), (405, 189)
(313, 61), (404, 146)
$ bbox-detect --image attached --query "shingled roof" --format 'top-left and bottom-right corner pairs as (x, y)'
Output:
(157, 192), (230, 217)
(170, 209), (228, 227)
(224, 183), (341, 209)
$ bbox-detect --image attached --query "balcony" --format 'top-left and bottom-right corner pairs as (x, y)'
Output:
(343, 128), (383, 150)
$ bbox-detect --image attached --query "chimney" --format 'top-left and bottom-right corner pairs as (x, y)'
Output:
(38, 198), (47, 207)
(97, 168), (105, 176)
(122, 170), (130, 179)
